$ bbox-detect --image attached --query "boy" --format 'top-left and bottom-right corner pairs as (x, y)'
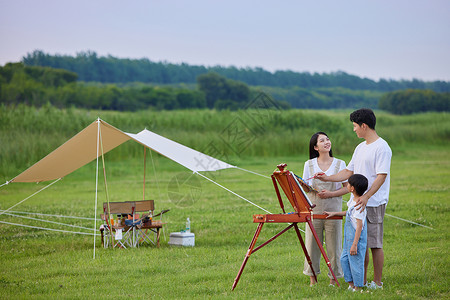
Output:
(316, 108), (392, 289)
(325, 174), (368, 291)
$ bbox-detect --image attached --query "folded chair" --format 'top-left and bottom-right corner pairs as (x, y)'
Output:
(232, 163), (343, 290)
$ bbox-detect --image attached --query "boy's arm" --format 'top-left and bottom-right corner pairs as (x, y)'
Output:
(350, 219), (363, 255)
(355, 173), (387, 211)
(315, 169), (353, 183)
(324, 211), (346, 218)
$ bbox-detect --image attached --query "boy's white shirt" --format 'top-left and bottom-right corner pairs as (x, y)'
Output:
(346, 137), (392, 207)
(347, 198), (367, 230)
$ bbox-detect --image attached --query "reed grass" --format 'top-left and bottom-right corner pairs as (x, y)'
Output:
(1, 105), (448, 181)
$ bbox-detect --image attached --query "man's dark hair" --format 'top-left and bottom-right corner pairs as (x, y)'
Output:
(309, 131), (333, 159)
(350, 108), (376, 130)
(348, 174), (368, 197)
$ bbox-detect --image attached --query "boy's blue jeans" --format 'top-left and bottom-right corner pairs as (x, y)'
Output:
(340, 211), (367, 287)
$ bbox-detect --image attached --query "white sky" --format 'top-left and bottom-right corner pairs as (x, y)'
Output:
(1, 0), (449, 81)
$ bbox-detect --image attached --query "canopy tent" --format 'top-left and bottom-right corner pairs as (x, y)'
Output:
(10, 119), (235, 183)
(3, 118), (242, 258)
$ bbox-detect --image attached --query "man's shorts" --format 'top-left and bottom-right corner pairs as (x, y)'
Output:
(366, 204), (386, 248)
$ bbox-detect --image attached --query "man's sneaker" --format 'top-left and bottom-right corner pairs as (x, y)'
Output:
(367, 281), (383, 289)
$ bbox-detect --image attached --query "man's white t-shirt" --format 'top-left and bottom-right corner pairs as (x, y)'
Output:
(347, 137), (392, 207)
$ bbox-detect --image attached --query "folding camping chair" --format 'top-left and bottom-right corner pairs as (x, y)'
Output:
(126, 200), (169, 248)
(231, 163), (343, 290)
(101, 201), (135, 248)
(127, 200), (155, 247)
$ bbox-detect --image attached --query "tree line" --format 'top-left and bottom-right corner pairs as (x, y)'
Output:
(379, 89), (450, 114)
(2, 55), (449, 114)
(1, 63), (289, 110)
(23, 50), (450, 92)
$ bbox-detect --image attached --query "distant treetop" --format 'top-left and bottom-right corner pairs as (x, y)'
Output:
(22, 50), (450, 93)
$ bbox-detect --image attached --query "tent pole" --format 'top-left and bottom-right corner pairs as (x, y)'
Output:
(93, 118), (100, 259)
(143, 147), (147, 201)
(99, 128), (113, 248)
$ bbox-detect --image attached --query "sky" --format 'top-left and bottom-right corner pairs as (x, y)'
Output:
(1, 0), (449, 82)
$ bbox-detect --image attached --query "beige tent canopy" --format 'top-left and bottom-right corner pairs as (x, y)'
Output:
(11, 119), (235, 183)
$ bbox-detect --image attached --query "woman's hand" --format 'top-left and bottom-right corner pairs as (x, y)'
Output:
(318, 189), (333, 199)
(350, 243), (358, 255)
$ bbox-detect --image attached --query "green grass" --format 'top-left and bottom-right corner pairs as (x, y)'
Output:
(0, 146), (449, 299)
(0, 106), (449, 298)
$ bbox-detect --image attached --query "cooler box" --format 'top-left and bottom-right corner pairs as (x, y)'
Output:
(168, 232), (195, 247)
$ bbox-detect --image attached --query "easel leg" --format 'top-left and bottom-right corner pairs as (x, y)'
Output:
(232, 222), (264, 291)
(293, 223), (317, 284)
(306, 219), (340, 287)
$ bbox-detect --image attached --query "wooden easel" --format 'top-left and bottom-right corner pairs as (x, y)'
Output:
(231, 163), (342, 290)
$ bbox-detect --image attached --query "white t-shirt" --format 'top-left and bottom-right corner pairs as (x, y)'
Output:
(347, 198), (367, 230)
(347, 138), (392, 207)
(302, 157), (347, 190)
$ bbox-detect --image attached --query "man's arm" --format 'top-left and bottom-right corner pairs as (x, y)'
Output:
(315, 168), (353, 182)
(354, 173), (387, 211)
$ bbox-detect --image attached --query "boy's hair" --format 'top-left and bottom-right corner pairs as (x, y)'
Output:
(309, 131), (333, 159)
(348, 174), (368, 197)
(350, 108), (376, 130)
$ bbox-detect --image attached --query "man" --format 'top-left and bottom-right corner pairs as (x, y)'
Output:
(316, 108), (392, 289)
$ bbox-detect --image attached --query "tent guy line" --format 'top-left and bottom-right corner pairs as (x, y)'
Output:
(197, 172), (272, 214)
(385, 213), (434, 230)
(1, 211), (95, 232)
(0, 210), (96, 220)
(0, 178), (61, 217)
(0, 220), (97, 236)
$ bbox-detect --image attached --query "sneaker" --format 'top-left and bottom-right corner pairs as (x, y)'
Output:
(367, 281), (383, 289)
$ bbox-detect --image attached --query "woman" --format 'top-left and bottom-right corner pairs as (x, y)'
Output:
(301, 132), (348, 286)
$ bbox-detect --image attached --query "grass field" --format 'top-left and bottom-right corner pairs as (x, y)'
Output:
(0, 148), (449, 299)
(0, 106), (449, 298)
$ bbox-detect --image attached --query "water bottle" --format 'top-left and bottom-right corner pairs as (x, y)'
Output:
(186, 217), (190, 233)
